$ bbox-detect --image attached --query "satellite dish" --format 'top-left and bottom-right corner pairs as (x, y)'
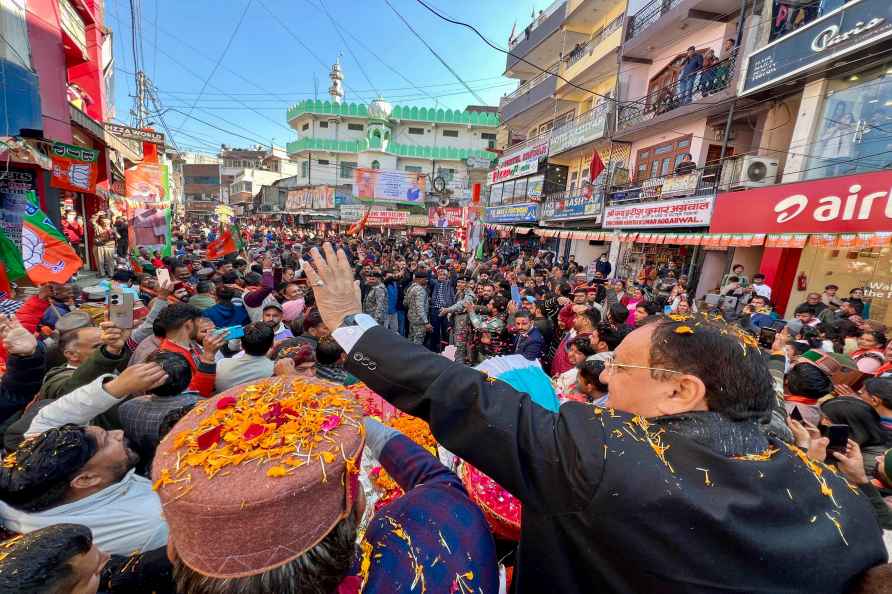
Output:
(432, 176), (447, 193)
(438, 195), (450, 207)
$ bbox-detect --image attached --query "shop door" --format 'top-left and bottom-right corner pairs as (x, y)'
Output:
(703, 144), (733, 189)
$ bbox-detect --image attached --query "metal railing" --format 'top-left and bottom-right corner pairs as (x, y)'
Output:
(606, 164), (722, 205)
(502, 62), (562, 104)
(616, 49), (738, 129)
(626, 0), (686, 41)
(565, 15), (624, 68)
(509, 0), (566, 49)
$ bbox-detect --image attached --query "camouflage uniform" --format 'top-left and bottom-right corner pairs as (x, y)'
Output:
(404, 283), (429, 345)
(443, 289), (476, 364)
(363, 283), (388, 325)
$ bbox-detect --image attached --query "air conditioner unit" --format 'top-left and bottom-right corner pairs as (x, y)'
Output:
(721, 155), (779, 189)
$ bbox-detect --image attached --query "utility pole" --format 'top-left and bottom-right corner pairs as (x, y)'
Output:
(133, 71), (149, 128)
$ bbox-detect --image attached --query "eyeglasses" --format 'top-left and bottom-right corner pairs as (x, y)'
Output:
(603, 353), (683, 376)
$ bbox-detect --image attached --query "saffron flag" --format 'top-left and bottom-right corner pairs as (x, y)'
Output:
(207, 227), (237, 260)
(347, 208), (371, 236)
(21, 191), (82, 284)
(0, 229), (26, 300)
(49, 142), (99, 194)
(589, 150), (605, 185)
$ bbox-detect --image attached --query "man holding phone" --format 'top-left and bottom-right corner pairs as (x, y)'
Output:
(156, 304), (226, 398)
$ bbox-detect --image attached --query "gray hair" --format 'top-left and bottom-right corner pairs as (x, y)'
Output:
(172, 513), (357, 594)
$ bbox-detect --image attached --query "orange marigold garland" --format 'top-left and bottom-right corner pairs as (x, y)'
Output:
(154, 378), (361, 491)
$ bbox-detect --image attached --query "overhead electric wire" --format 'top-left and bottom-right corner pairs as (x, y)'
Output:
(383, 0), (487, 105)
(176, 0), (254, 131)
(317, 0), (380, 99)
(302, 0), (439, 104)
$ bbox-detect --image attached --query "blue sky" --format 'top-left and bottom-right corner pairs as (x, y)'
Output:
(106, 0), (545, 154)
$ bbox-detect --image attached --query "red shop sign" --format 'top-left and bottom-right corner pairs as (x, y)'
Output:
(710, 170), (892, 234)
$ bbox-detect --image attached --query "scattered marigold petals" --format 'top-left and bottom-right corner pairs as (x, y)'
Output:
(196, 425), (223, 450)
(266, 465), (288, 478)
(215, 396), (237, 410)
(674, 325), (694, 335)
(321, 450), (336, 464)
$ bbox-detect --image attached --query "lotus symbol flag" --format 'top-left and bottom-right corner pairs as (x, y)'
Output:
(68, 164), (92, 189)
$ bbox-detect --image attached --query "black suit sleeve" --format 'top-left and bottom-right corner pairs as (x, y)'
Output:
(345, 326), (602, 513)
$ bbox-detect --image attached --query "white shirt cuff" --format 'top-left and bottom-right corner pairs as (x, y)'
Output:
(331, 313), (378, 353)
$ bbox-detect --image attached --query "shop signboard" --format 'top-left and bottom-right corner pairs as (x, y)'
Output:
(603, 195), (715, 229)
(710, 170), (892, 233)
(548, 107), (609, 155)
(353, 167), (425, 204)
(542, 192), (603, 222)
(339, 205), (408, 227)
(104, 123), (165, 144)
(466, 156), (494, 170)
(742, 0), (892, 94)
(660, 173), (699, 198)
(285, 186), (334, 212)
(0, 167), (38, 247)
(484, 202), (539, 223)
(428, 206), (463, 228)
(487, 141), (548, 185)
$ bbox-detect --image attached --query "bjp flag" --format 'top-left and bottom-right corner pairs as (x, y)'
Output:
(207, 228), (237, 260)
(49, 142), (99, 194)
(0, 229), (26, 300)
(21, 191), (82, 284)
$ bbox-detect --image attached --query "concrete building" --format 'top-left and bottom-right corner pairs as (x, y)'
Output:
(220, 145), (299, 216)
(183, 163), (221, 222)
(494, 0), (627, 253)
(284, 59), (499, 217)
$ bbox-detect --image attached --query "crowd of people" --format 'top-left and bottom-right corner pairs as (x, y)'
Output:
(0, 223), (891, 593)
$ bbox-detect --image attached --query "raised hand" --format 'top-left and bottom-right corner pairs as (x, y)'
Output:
(0, 316), (37, 356)
(105, 363), (169, 398)
(302, 243), (362, 331)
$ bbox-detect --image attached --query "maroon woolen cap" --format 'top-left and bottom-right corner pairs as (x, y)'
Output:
(152, 376), (364, 578)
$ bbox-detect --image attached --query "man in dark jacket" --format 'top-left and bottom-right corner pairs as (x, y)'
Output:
(512, 310), (544, 361)
(305, 243), (887, 594)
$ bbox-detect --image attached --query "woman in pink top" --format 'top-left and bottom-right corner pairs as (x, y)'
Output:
(625, 287), (646, 327)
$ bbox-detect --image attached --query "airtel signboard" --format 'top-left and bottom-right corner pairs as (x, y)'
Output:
(710, 170), (892, 234)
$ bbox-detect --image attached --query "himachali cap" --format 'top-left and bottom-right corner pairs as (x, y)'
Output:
(152, 376), (365, 578)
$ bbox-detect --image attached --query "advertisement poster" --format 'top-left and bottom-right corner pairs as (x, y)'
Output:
(125, 163), (170, 251)
(542, 193), (603, 222)
(603, 196), (715, 229)
(285, 186), (334, 212)
(0, 167), (38, 247)
(353, 168), (426, 204)
(428, 206), (463, 228)
(125, 163), (169, 206)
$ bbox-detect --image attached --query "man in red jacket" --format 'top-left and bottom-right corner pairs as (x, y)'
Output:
(155, 303), (225, 398)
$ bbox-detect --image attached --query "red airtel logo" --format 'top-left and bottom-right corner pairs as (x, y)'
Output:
(773, 183), (892, 224)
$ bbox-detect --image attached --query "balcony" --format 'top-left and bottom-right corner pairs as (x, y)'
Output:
(616, 49), (739, 137)
(541, 189), (604, 221)
(623, 0), (740, 60)
(606, 164), (721, 205)
(506, 1), (580, 77)
(556, 16), (623, 100)
(548, 104), (610, 156)
(499, 66), (563, 127)
(59, 0), (88, 62)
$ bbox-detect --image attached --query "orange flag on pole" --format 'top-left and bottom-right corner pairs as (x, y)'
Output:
(347, 207), (371, 236)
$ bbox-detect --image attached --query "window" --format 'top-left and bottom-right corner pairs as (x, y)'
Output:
(569, 171), (578, 191)
(348, 123), (364, 131)
(319, 121), (329, 128)
(481, 132), (497, 141)
(442, 129), (459, 138)
(437, 168), (455, 181)
(301, 161), (309, 178)
(340, 161), (357, 178)
(302, 123), (310, 131)
(317, 159), (330, 165)
(634, 135), (693, 181)
(804, 62), (892, 181)
(408, 127), (424, 135)
(405, 165), (423, 173)
(371, 160), (380, 170)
